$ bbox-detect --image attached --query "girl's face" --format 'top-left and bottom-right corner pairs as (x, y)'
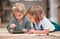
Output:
(27, 14), (35, 23)
(14, 11), (24, 21)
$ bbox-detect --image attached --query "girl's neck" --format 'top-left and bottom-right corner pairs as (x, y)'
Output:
(35, 20), (40, 26)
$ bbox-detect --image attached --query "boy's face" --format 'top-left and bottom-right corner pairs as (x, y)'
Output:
(27, 14), (35, 23)
(14, 11), (24, 21)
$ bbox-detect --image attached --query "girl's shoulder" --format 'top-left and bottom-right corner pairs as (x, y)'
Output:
(41, 17), (49, 22)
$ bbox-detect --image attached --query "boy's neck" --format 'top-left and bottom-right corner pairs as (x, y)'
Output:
(18, 19), (23, 22)
(18, 20), (23, 25)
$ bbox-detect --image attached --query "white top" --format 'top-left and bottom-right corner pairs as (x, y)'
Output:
(31, 17), (55, 31)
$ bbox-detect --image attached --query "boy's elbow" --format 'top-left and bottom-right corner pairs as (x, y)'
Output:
(6, 25), (10, 33)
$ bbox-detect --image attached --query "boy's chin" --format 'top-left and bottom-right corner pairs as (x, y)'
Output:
(18, 19), (23, 21)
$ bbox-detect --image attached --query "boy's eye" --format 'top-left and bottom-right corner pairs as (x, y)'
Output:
(20, 11), (24, 13)
(19, 15), (21, 16)
(16, 16), (19, 17)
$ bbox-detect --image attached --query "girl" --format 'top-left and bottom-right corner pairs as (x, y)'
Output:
(6, 3), (31, 33)
(26, 6), (55, 34)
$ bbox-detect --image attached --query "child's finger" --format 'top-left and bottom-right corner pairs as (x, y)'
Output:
(10, 24), (16, 28)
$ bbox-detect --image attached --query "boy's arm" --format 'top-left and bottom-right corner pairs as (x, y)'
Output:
(25, 22), (31, 31)
(6, 18), (16, 33)
(6, 17), (17, 32)
(6, 23), (16, 33)
(6, 23), (11, 33)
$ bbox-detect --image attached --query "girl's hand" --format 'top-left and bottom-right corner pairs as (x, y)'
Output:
(10, 24), (16, 29)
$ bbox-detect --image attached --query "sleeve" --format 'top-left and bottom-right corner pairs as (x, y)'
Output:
(24, 17), (31, 31)
(41, 17), (55, 31)
(6, 23), (10, 32)
(25, 22), (31, 31)
(6, 17), (16, 32)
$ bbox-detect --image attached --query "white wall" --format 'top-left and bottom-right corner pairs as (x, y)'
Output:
(49, 0), (58, 23)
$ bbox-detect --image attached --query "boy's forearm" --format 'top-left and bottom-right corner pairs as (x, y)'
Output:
(7, 25), (15, 33)
(7, 26), (11, 33)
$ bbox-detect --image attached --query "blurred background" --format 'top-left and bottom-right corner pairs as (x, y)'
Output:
(0, 0), (60, 28)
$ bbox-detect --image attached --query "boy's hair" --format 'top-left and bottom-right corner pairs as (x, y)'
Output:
(26, 6), (44, 20)
(10, 3), (26, 19)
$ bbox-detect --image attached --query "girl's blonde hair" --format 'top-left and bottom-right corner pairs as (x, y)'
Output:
(10, 3), (26, 19)
(26, 6), (45, 22)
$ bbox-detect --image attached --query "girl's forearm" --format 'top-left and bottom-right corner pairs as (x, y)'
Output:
(34, 30), (49, 34)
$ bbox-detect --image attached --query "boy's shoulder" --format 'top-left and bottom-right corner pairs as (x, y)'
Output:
(24, 16), (30, 22)
(10, 17), (17, 22)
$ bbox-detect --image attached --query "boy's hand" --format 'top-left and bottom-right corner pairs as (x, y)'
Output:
(27, 28), (36, 34)
(23, 29), (28, 33)
(10, 24), (16, 29)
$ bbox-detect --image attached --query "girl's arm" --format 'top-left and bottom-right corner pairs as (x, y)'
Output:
(28, 27), (49, 34)
(33, 30), (49, 34)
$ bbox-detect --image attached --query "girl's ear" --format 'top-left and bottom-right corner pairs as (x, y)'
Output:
(40, 14), (44, 20)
